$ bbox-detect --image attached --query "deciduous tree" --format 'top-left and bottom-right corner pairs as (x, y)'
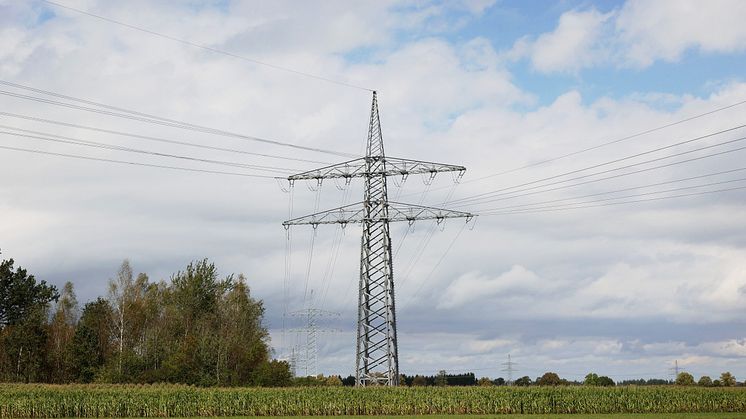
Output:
(675, 372), (695, 386)
(720, 372), (736, 387)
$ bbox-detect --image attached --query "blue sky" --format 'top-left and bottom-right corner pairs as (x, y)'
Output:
(392, 0), (746, 106)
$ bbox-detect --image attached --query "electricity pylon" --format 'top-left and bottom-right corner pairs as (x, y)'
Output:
(283, 92), (475, 386)
(287, 308), (340, 377)
(502, 354), (517, 385)
(669, 360), (684, 379)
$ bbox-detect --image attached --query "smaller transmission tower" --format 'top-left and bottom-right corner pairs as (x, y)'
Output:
(669, 360), (684, 379)
(288, 308), (340, 377)
(288, 346), (300, 376)
(501, 354), (517, 385)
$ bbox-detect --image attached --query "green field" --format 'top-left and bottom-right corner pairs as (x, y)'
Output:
(3, 384), (746, 418)
(234, 415), (746, 418)
(183, 415), (746, 419)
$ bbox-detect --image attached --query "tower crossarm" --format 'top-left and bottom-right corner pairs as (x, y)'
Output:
(287, 308), (341, 317)
(285, 157), (465, 181)
(287, 328), (342, 333)
(283, 201), (475, 226)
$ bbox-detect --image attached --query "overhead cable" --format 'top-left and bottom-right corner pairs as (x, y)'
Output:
(470, 166), (746, 211)
(0, 128), (297, 174)
(467, 99), (746, 183)
(0, 144), (276, 178)
(0, 111), (331, 164)
(480, 185), (746, 217)
(400, 97), (746, 198)
(447, 147), (746, 208)
(479, 177), (746, 214)
(0, 85), (358, 158)
(448, 126), (746, 206)
(40, 1), (374, 92)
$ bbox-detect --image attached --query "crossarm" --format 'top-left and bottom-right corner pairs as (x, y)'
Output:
(286, 157), (465, 181)
(283, 201), (475, 226)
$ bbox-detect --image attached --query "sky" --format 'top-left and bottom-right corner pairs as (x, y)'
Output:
(1, 0), (746, 382)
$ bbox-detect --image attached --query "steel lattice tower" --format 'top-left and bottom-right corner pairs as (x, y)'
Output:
(283, 92), (474, 386)
(287, 308), (340, 377)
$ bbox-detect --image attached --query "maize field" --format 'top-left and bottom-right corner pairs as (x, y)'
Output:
(1, 384), (746, 417)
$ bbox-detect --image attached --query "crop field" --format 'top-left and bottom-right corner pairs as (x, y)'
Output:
(2, 384), (746, 418)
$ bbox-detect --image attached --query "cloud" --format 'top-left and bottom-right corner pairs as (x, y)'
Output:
(517, 9), (611, 74)
(511, 0), (746, 72)
(437, 265), (546, 309)
(616, 0), (746, 67)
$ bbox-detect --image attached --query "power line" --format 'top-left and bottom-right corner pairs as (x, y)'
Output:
(447, 124), (746, 206)
(447, 132), (746, 208)
(0, 111), (331, 164)
(0, 128), (297, 174)
(479, 185), (746, 217)
(0, 84), (358, 158)
(404, 97), (746, 197)
(404, 221), (468, 308)
(0, 144), (276, 178)
(479, 176), (746, 214)
(471, 167), (746, 212)
(448, 147), (746, 208)
(40, 0), (374, 92)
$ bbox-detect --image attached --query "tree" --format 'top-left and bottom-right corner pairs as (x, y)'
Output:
(71, 298), (113, 382)
(253, 360), (292, 387)
(514, 376), (532, 386)
(0, 254), (58, 328)
(493, 377), (506, 386)
(537, 372), (562, 386)
(675, 372), (695, 386)
(1, 305), (51, 382)
(107, 260), (135, 379)
(720, 372), (736, 387)
(0, 256), (275, 386)
(0, 253), (58, 382)
(412, 375), (427, 386)
(170, 259), (226, 334)
(596, 376), (615, 386)
(584, 373), (599, 386)
(325, 375), (343, 386)
(47, 282), (78, 383)
(478, 377), (494, 386)
(698, 376), (713, 387)
(215, 275), (267, 386)
(435, 370), (447, 386)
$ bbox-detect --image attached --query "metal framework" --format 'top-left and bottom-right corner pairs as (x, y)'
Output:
(283, 92), (474, 386)
(502, 354), (517, 385)
(287, 308), (340, 377)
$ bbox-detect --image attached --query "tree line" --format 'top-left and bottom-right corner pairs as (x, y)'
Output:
(1, 251), (741, 388)
(0, 252), (291, 386)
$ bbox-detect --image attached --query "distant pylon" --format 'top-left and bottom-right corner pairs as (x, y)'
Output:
(501, 354), (517, 385)
(288, 346), (299, 376)
(669, 359), (684, 378)
(282, 92), (475, 386)
(288, 307), (340, 377)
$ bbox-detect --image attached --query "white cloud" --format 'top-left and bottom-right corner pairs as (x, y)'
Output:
(437, 265), (546, 309)
(616, 0), (746, 67)
(466, 337), (515, 353)
(526, 9), (610, 73)
(511, 0), (746, 72)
